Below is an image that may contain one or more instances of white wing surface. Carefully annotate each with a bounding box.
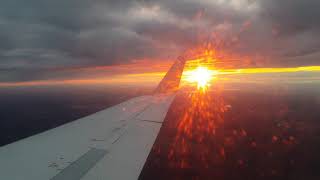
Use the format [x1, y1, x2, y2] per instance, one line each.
[0, 57, 186, 180]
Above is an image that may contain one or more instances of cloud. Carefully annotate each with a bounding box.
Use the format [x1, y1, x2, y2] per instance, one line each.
[259, 0, 320, 35]
[0, 0, 319, 82]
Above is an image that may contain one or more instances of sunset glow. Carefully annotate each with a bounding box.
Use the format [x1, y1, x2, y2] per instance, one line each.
[180, 65, 320, 87]
[1, 64, 320, 87]
[217, 66, 320, 75]
[183, 66, 217, 90]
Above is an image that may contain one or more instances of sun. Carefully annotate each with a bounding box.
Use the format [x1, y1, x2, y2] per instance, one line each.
[184, 66, 216, 90]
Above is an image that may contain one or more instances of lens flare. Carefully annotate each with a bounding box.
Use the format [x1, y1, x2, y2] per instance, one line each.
[184, 66, 217, 90]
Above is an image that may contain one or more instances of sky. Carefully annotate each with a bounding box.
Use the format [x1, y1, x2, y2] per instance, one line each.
[0, 0, 320, 85]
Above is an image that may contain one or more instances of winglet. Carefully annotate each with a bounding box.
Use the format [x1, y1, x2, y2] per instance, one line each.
[154, 56, 186, 94]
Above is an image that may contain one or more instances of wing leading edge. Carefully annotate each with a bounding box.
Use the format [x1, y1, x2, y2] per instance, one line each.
[0, 57, 186, 180]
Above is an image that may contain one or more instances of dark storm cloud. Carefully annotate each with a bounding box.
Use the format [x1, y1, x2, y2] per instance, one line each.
[0, 0, 320, 82]
[259, 0, 320, 35]
[0, 0, 135, 68]
[256, 0, 320, 64]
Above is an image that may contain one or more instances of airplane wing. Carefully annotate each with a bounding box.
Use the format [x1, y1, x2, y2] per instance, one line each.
[0, 57, 186, 180]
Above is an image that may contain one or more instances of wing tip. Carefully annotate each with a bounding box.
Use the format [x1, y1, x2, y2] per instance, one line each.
[153, 56, 186, 94]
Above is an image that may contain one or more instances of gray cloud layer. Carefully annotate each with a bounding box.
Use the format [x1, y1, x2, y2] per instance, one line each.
[0, 0, 320, 82]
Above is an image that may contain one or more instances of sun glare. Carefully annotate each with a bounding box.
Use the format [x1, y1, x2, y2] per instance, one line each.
[184, 66, 216, 90]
